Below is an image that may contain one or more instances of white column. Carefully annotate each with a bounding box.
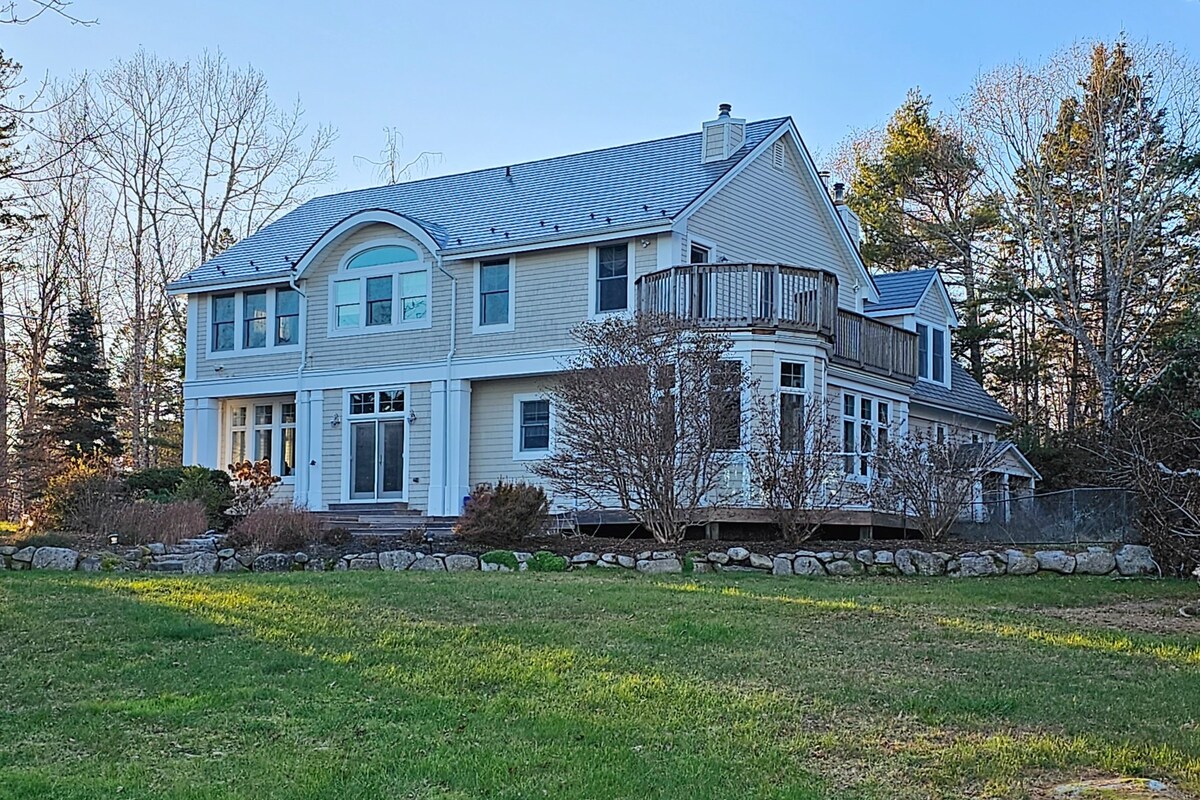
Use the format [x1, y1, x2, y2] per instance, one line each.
[447, 379, 472, 515]
[428, 380, 448, 515]
[305, 392, 325, 510]
[294, 390, 312, 508]
[184, 397, 220, 468]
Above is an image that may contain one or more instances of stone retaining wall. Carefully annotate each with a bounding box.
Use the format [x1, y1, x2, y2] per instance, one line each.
[0, 539, 1161, 578]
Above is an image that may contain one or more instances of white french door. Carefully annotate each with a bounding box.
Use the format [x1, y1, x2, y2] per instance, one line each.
[350, 419, 406, 500]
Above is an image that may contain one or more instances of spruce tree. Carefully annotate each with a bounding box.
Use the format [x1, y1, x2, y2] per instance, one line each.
[40, 306, 123, 459]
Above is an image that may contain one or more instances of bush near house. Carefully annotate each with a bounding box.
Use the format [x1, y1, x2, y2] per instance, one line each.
[454, 480, 550, 547]
[228, 506, 323, 553]
[108, 500, 209, 546]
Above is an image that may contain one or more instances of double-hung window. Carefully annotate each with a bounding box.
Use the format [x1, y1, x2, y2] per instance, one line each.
[212, 295, 235, 352]
[932, 327, 946, 383]
[243, 291, 267, 349]
[210, 287, 300, 356]
[514, 395, 551, 458]
[917, 323, 929, 380]
[779, 361, 806, 452]
[478, 259, 511, 328]
[275, 289, 299, 346]
[332, 243, 430, 333]
[596, 243, 629, 313]
[711, 361, 743, 450]
[916, 322, 949, 384]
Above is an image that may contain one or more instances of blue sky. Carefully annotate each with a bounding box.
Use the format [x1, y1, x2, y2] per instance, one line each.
[8, 0, 1200, 193]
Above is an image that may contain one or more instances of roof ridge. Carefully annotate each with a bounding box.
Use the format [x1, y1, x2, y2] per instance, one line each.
[308, 117, 792, 206]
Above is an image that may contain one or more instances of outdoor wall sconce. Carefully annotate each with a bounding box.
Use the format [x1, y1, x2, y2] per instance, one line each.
[108, 533, 119, 547]
[330, 413, 341, 428]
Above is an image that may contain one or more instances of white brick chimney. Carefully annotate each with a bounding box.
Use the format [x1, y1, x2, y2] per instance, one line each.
[701, 103, 746, 163]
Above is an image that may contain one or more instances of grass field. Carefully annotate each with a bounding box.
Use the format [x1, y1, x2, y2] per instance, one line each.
[0, 571, 1197, 799]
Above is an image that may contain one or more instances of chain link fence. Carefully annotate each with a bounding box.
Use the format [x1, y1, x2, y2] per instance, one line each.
[955, 487, 1138, 545]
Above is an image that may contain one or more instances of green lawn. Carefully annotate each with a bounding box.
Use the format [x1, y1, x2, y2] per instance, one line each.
[0, 571, 1197, 799]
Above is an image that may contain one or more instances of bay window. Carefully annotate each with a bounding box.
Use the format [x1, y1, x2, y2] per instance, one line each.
[243, 291, 267, 349]
[212, 295, 235, 352]
[842, 391, 892, 477]
[779, 361, 807, 452]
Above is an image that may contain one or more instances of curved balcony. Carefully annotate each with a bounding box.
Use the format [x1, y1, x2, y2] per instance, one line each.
[635, 262, 918, 382]
[635, 263, 839, 336]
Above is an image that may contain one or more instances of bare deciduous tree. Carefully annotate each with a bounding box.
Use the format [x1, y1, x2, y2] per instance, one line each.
[532, 315, 747, 545]
[871, 426, 1002, 541]
[966, 40, 1200, 427]
[746, 393, 852, 544]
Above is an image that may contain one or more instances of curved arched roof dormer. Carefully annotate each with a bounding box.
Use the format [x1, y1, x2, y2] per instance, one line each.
[292, 209, 447, 280]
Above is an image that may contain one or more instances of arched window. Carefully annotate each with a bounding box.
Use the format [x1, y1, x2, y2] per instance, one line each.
[346, 245, 419, 270]
[331, 240, 430, 333]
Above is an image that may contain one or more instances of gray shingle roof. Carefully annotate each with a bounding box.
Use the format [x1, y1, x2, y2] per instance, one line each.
[865, 269, 938, 313]
[910, 362, 1013, 424]
[170, 118, 790, 291]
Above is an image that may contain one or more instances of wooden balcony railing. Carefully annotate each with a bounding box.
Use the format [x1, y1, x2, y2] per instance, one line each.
[831, 309, 919, 381]
[634, 262, 918, 383]
[635, 263, 838, 337]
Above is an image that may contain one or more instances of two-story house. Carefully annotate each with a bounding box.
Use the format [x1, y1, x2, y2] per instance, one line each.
[169, 105, 1038, 530]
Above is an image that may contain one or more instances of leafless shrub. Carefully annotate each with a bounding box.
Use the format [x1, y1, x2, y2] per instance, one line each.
[454, 480, 550, 547]
[110, 500, 207, 546]
[871, 426, 1003, 541]
[747, 394, 853, 544]
[228, 505, 322, 553]
[532, 315, 748, 545]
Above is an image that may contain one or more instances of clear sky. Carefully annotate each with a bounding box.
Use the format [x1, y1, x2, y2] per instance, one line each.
[7, 0, 1199, 193]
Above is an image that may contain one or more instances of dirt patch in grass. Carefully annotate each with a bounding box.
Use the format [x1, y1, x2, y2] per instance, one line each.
[1040, 600, 1200, 635]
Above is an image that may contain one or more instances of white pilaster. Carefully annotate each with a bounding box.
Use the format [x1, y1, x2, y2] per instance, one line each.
[447, 379, 472, 514]
[184, 397, 220, 468]
[305, 391, 325, 510]
[428, 380, 448, 515]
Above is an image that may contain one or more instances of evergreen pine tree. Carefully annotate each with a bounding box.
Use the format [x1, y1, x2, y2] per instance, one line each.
[39, 306, 123, 459]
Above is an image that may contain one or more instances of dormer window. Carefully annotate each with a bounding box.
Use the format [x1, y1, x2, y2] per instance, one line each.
[916, 322, 950, 386]
[331, 241, 431, 335]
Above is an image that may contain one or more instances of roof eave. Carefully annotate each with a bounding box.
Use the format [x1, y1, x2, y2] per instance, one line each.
[908, 395, 1014, 426]
[167, 270, 294, 296]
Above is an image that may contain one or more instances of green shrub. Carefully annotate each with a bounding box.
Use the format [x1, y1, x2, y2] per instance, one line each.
[125, 467, 187, 499]
[528, 550, 567, 573]
[172, 467, 234, 529]
[454, 480, 550, 547]
[480, 550, 519, 571]
[32, 460, 128, 534]
[228, 506, 322, 552]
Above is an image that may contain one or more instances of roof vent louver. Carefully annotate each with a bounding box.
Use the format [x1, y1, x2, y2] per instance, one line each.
[701, 103, 746, 164]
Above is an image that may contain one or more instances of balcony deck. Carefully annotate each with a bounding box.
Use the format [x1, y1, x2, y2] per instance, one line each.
[635, 262, 918, 382]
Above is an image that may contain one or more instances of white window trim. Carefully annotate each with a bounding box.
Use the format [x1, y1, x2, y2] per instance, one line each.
[206, 286, 303, 360]
[587, 241, 637, 320]
[839, 389, 893, 482]
[223, 396, 298, 483]
[473, 257, 515, 334]
[340, 385, 412, 503]
[327, 238, 433, 337]
[775, 357, 811, 452]
[914, 318, 950, 387]
[688, 234, 718, 263]
[513, 392, 554, 461]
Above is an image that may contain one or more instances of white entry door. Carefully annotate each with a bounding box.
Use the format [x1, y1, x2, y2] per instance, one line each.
[350, 419, 405, 500]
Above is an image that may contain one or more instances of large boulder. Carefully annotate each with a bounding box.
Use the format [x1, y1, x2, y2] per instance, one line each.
[1075, 548, 1116, 575]
[252, 553, 294, 572]
[348, 554, 380, 570]
[409, 555, 445, 571]
[378, 550, 416, 571]
[957, 554, 1001, 578]
[824, 559, 858, 577]
[1035, 550, 1075, 575]
[32, 547, 79, 571]
[772, 556, 793, 576]
[726, 547, 750, 562]
[182, 553, 219, 574]
[792, 556, 825, 576]
[636, 558, 682, 574]
[748, 553, 773, 570]
[219, 557, 247, 573]
[12, 546, 35, 567]
[1114, 544, 1157, 577]
[1005, 549, 1040, 576]
[444, 554, 479, 572]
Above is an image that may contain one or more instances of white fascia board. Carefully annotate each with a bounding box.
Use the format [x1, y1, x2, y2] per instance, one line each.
[907, 396, 1012, 427]
[440, 220, 673, 261]
[167, 272, 294, 297]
